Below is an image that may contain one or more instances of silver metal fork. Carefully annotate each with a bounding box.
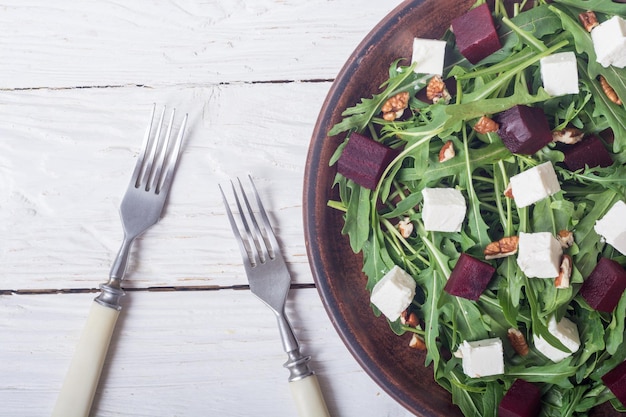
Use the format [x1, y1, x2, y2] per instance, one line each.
[220, 176, 331, 417]
[52, 106, 188, 417]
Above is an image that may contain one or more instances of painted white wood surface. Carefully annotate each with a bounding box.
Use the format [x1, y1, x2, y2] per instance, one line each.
[1, 83, 325, 290]
[2, 290, 415, 417]
[0, 0, 418, 416]
[0, 0, 401, 88]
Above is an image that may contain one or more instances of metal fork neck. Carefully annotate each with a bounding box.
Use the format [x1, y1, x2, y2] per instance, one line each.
[276, 314, 314, 381]
[109, 235, 135, 282]
[94, 235, 134, 310]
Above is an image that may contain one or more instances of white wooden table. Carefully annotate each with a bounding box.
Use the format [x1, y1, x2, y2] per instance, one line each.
[0, 1, 418, 416]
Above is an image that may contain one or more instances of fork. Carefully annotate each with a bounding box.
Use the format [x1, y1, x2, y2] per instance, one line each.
[52, 106, 188, 417]
[220, 176, 331, 417]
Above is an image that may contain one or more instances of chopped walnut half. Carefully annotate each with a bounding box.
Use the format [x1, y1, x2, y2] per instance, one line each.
[381, 91, 409, 121]
[555, 255, 573, 289]
[484, 236, 519, 260]
[408, 333, 427, 350]
[557, 230, 574, 248]
[400, 309, 419, 327]
[579, 10, 599, 32]
[397, 217, 414, 239]
[426, 75, 451, 104]
[552, 127, 584, 145]
[504, 183, 514, 199]
[599, 75, 622, 105]
[438, 140, 455, 162]
[507, 328, 529, 356]
[473, 115, 499, 134]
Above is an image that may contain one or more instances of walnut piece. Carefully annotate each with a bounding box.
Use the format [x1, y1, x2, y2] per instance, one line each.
[507, 328, 529, 356]
[400, 309, 419, 327]
[438, 140, 455, 162]
[408, 333, 427, 350]
[381, 91, 409, 121]
[552, 127, 584, 145]
[484, 236, 519, 260]
[426, 75, 451, 104]
[397, 217, 414, 239]
[599, 75, 622, 105]
[504, 183, 514, 199]
[555, 255, 573, 289]
[473, 115, 499, 134]
[579, 10, 599, 32]
[557, 230, 574, 248]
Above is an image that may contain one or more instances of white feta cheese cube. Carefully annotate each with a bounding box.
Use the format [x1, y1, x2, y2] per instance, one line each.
[592, 16, 626, 68]
[540, 52, 579, 96]
[595, 200, 626, 256]
[509, 162, 561, 208]
[370, 265, 416, 322]
[412, 37, 447, 76]
[533, 316, 581, 362]
[517, 232, 563, 278]
[455, 338, 504, 378]
[421, 187, 466, 232]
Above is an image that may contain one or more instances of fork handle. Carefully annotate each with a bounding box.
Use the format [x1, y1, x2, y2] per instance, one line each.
[289, 374, 331, 417]
[51, 301, 120, 417]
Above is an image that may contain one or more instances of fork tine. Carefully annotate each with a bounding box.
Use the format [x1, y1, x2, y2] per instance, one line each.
[220, 183, 257, 266]
[239, 177, 275, 260]
[246, 176, 278, 255]
[236, 178, 271, 264]
[149, 110, 174, 193]
[130, 105, 157, 188]
[138, 106, 166, 190]
[158, 112, 187, 195]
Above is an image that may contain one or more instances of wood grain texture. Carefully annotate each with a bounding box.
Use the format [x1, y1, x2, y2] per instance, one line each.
[0, 0, 402, 89]
[0, 0, 416, 416]
[1, 83, 325, 290]
[0, 290, 415, 417]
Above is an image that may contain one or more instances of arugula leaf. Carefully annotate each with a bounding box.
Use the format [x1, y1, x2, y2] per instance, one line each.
[328, 63, 431, 136]
[460, 128, 491, 248]
[341, 180, 371, 253]
[552, 0, 626, 16]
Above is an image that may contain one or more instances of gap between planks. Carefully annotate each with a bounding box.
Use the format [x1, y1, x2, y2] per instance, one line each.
[0, 78, 335, 93]
[0, 283, 316, 296]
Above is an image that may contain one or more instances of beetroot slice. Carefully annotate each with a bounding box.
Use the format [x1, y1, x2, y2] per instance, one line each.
[497, 105, 553, 155]
[444, 253, 495, 300]
[498, 379, 542, 417]
[563, 135, 614, 171]
[336, 132, 398, 190]
[602, 360, 626, 407]
[579, 258, 626, 313]
[451, 3, 502, 64]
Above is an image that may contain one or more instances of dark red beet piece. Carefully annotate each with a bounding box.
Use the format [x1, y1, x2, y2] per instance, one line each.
[580, 258, 626, 312]
[336, 132, 398, 190]
[602, 361, 626, 407]
[497, 105, 553, 155]
[451, 4, 502, 64]
[498, 379, 542, 417]
[444, 253, 495, 301]
[563, 135, 614, 171]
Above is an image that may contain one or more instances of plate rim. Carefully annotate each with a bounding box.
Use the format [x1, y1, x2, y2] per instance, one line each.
[302, 0, 466, 415]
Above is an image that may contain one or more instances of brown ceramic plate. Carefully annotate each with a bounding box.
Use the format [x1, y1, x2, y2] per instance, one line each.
[303, 0, 618, 416]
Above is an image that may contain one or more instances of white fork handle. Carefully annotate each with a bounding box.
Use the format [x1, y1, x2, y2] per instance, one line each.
[289, 374, 331, 417]
[52, 301, 120, 417]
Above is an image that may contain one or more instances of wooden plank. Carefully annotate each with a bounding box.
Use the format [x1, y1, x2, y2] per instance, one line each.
[0, 0, 404, 89]
[0, 290, 416, 417]
[0, 82, 338, 290]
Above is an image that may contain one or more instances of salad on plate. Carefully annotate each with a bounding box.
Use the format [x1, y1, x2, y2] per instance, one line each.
[328, 0, 626, 415]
